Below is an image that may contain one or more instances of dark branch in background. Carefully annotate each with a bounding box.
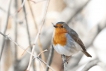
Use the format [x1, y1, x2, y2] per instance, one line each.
[0, 32, 55, 71]
[69, 20, 106, 71]
[67, 0, 90, 23]
[28, 0, 46, 63]
[22, 0, 36, 71]
[27, 1, 38, 31]
[59, 0, 90, 23]
[46, 45, 54, 71]
[0, 6, 18, 19]
[14, 0, 18, 62]
[0, 0, 12, 62]
[27, 0, 50, 70]
[23, 0, 32, 50]
[82, 59, 99, 71]
[28, 1, 47, 66]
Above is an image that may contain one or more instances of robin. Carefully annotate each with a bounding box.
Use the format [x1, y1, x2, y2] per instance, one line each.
[52, 22, 92, 57]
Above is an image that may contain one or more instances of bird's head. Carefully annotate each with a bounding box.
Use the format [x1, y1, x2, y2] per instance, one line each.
[53, 22, 69, 34]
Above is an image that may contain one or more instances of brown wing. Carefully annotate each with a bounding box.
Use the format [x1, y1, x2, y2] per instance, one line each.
[68, 29, 86, 51]
[67, 28, 92, 57]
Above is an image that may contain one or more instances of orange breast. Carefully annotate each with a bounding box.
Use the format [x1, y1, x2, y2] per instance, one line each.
[53, 28, 67, 46]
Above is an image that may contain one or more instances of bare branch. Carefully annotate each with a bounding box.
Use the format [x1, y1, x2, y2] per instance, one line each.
[38, 49, 48, 57]
[0, 32, 55, 71]
[14, 0, 18, 61]
[27, 0, 50, 70]
[23, 0, 32, 50]
[82, 59, 99, 71]
[17, 0, 26, 12]
[37, 57, 56, 71]
[27, 1, 46, 62]
[67, 0, 90, 23]
[46, 45, 54, 71]
[22, 2, 35, 70]
[0, 0, 12, 62]
[28, 0, 47, 4]
[27, 0, 38, 31]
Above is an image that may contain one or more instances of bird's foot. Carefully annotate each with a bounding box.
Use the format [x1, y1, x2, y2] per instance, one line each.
[61, 55, 68, 64]
[63, 60, 68, 64]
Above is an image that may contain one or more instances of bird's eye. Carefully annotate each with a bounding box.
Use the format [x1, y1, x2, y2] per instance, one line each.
[60, 26, 63, 28]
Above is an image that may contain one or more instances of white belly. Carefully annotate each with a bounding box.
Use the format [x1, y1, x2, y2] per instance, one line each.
[53, 34, 82, 56]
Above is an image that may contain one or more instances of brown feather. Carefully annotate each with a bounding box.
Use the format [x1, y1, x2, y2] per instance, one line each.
[68, 29, 92, 57]
[82, 51, 92, 57]
[68, 29, 86, 51]
[53, 24, 67, 46]
[53, 33, 67, 46]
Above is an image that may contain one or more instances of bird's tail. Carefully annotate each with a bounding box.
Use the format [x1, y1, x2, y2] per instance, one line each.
[82, 51, 92, 57]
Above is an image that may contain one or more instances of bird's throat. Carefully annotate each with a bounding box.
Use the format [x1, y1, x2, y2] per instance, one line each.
[53, 32, 67, 46]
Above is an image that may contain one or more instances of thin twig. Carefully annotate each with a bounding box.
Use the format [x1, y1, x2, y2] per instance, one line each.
[23, 0, 32, 49]
[27, 0, 38, 31]
[29, 1, 47, 62]
[14, 0, 18, 61]
[28, 0, 47, 4]
[33, 49, 46, 71]
[46, 45, 54, 71]
[0, 32, 55, 71]
[0, 0, 12, 62]
[17, 0, 26, 12]
[39, 58, 45, 71]
[82, 59, 99, 71]
[27, 2, 44, 63]
[32, 49, 48, 60]
[23, 2, 35, 70]
[37, 57, 56, 71]
[0, 32, 31, 54]
[17, 0, 47, 13]
[21, 44, 33, 56]
[62, 55, 67, 71]
[38, 49, 48, 57]
[38, 38, 46, 62]
[26, 0, 50, 70]
[28, 0, 46, 62]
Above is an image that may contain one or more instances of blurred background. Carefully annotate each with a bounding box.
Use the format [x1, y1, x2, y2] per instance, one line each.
[0, 0, 106, 71]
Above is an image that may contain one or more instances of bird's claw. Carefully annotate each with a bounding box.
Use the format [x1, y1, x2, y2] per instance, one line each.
[63, 60, 68, 64]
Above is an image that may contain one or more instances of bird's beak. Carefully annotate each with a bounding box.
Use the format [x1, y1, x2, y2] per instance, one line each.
[53, 25, 56, 28]
[52, 23, 56, 28]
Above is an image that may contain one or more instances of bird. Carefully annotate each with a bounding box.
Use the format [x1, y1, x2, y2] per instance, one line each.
[52, 22, 92, 57]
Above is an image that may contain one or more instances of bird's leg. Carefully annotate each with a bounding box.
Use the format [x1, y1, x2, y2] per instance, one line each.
[61, 55, 72, 64]
[66, 56, 71, 63]
[61, 55, 67, 71]
[61, 55, 68, 64]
